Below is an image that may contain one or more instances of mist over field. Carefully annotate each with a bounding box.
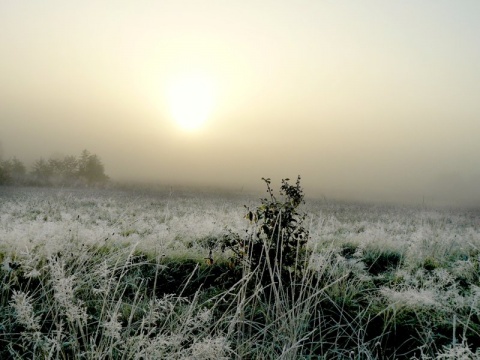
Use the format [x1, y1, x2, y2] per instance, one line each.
[1, 1, 480, 205]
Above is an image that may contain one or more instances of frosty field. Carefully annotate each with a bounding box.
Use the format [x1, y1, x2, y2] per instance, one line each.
[1, 185, 480, 359]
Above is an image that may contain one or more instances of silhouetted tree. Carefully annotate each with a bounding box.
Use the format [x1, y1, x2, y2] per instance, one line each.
[0, 158, 26, 185]
[32, 155, 80, 185]
[31, 158, 53, 185]
[1, 150, 108, 187]
[47, 157, 63, 185]
[0, 163, 10, 185]
[6, 158, 26, 184]
[61, 155, 79, 182]
[77, 150, 108, 185]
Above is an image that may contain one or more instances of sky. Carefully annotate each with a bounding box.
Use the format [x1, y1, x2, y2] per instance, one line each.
[1, 1, 480, 205]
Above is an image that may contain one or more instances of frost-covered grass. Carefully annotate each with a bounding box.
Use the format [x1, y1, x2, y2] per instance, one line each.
[1, 185, 480, 359]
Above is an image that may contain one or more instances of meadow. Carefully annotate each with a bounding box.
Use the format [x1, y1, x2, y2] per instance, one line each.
[1, 184, 480, 359]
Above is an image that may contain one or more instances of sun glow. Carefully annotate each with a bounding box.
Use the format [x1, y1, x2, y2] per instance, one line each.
[166, 73, 216, 131]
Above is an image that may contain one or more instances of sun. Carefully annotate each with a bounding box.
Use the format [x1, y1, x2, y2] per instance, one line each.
[166, 73, 216, 131]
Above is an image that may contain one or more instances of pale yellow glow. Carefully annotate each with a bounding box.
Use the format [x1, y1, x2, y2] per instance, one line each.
[166, 73, 216, 131]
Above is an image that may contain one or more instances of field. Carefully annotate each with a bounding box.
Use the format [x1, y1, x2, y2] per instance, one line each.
[1, 185, 480, 359]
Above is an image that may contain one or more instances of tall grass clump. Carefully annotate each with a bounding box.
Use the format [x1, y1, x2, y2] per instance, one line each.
[217, 176, 320, 357]
[0, 242, 233, 359]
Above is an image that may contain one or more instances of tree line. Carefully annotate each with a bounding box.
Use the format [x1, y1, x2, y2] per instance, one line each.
[0, 150, 108, 186]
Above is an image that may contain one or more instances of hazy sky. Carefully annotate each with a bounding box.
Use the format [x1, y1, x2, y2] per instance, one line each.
[1, 1, 480, 204]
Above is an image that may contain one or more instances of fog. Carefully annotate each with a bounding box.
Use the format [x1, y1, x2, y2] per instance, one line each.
[1, 1, 480, 205]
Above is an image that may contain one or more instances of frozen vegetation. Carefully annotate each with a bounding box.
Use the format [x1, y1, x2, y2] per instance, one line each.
[1, 185, 480, 359]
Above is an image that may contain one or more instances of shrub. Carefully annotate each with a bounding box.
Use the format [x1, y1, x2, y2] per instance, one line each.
[221, 176, 309, 284]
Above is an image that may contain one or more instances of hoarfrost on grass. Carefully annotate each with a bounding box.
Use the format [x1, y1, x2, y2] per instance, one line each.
[2, 186, 480, 359]
[380, 288, 438, 309]
[10, 290, 40, 331]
